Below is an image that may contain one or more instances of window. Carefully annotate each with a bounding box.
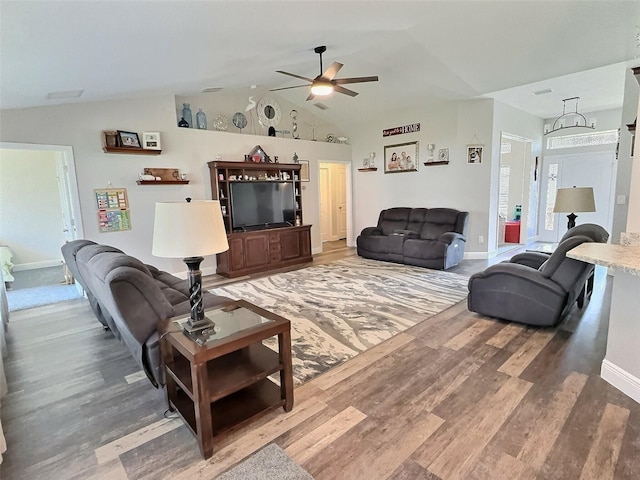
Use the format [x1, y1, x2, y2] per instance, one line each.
[544, 164, 558, 230]
[547, 130, 619, 150]
[498, 165, 510, 219]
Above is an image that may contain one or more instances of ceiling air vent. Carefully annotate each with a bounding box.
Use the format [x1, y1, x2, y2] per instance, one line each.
[533, 88, 553, 96]
[313, 103, 329, 110]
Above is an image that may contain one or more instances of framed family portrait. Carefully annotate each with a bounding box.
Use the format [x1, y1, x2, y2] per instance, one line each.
[467, 144, 483, 164]
[384, 141, 419, 173]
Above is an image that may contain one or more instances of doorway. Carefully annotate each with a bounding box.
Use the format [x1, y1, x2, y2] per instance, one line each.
[0, 142, 84, 300]
[496, 133, 533, 251]
[319, 162, 348, 246]
[538, 152, 616, 243]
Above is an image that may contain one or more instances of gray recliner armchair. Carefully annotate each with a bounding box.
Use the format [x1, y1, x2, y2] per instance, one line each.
[467, 224, 609, 327]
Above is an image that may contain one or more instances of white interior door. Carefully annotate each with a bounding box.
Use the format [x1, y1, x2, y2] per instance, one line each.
[335, 164, 347, 240]
[319, 166, 330, 242]
[538, 152, 616, 242]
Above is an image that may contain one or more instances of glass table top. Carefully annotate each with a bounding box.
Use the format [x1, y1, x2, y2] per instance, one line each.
[174, 305, 272, 346]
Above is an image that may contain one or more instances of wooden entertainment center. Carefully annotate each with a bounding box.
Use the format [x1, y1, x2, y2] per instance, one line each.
[208, 161, 312, 278]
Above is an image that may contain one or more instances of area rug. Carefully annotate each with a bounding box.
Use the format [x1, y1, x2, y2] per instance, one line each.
[211, 257, 469, 385]
[217, 443, 314, 480]
[6, 284, 81, 311]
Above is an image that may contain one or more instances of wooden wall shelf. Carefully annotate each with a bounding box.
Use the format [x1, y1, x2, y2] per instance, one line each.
[103, 146, 162, 155]
[423, 161, 450, 166]
[136, 180, 189, 185]
[357, 167, 378, 172]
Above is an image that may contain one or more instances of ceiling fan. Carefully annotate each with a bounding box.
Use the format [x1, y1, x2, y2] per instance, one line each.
[271, 46, 379, 101]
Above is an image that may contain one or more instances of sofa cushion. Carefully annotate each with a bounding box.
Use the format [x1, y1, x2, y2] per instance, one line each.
[378, 207, 411, 235]
[419, 208, 460, 240]
[406, 208, 428, 233]
[404, 239, 446, 259]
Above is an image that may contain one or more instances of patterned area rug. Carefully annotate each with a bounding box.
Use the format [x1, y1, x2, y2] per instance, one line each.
[211, 257, 469, 385]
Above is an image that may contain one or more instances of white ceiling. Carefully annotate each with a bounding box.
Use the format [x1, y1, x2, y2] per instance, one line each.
[1, 1, 639, 130]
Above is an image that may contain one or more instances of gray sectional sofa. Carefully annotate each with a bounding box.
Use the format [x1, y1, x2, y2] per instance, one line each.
[61, 240, 232, 387]
[356, 207, 469, 270]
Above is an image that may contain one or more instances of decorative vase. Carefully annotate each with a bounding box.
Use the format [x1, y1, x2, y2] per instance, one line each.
[178, 117, 189, 128]
[181, 103, 193, 128]
[196, 108, 207, 130]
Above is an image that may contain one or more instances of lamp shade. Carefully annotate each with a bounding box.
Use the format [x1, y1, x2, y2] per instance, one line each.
[152, 200, 229, 258]
[553, 187, 595, 213]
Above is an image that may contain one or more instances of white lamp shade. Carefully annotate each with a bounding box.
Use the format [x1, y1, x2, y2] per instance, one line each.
[152, 200, 229, 258]
[553, 187, 595, 213]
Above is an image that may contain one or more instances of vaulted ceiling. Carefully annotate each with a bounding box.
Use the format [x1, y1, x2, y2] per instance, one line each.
[1, 1, 638, 130]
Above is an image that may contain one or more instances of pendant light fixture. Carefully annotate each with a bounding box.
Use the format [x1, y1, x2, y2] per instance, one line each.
[544, 97, 596, 135]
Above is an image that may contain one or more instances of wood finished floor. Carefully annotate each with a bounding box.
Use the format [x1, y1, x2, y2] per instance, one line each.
[1, 246, 639, 479]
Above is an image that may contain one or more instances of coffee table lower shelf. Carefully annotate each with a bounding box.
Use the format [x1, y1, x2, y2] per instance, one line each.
[171, 378, 285, 439]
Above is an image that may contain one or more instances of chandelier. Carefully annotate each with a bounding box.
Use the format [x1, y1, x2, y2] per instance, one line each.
[545, 97, 596, 135]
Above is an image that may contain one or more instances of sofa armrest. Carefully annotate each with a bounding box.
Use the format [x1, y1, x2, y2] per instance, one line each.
[360, 226, 383, 236]
[509, 252, 550, 269]
[438, 232, 466, 245]
[469, 263, 566, 296]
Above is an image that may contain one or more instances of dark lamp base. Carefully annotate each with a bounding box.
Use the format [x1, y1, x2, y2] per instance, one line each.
[566, 213, 577, 230]
[183, 315, 215, 333]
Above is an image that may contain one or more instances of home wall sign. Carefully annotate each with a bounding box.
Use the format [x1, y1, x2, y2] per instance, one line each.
[382, 123, 420, 137]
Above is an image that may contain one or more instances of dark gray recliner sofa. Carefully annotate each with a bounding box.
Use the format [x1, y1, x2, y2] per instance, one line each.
[62, 240, 232, 387]
[467, 223, 609, 327]
[356, 207, 469, 270]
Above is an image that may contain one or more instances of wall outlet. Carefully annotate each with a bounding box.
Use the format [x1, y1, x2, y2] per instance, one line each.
[478, 235, 484, 244]
[617, 195, 626, 205]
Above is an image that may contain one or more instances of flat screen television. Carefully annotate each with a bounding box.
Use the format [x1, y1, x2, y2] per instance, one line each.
[230, 181, 295, 230]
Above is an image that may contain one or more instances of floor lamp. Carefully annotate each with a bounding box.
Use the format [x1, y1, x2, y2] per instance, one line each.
[152, 199, 229, 332]
[553, 186, 596, 230]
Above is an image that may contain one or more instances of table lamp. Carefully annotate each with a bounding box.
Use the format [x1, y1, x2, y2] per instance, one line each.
[152, 198, 229, 332]
[553, 186, 595, 229]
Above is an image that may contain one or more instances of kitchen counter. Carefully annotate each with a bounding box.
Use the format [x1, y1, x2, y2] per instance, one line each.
[567, 243, 640, 404]
[567, 243, 640, 276]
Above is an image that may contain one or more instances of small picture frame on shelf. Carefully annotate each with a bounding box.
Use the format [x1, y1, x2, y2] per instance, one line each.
[103, 130, 119, 148]
[142, 132, 161, 150]
[117, 130, 141, 148]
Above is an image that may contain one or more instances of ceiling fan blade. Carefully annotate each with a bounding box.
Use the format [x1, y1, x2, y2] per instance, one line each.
[270, 84, 309, 92]
[334, 85, 359, 97]
[276, 70, 314, 83]
[322, 62, 343, 81]
[333, 76, 379, 85]
[306, 91, 316, 101]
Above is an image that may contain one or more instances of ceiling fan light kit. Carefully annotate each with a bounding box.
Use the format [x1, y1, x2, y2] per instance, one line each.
[271, 45, 378, 100]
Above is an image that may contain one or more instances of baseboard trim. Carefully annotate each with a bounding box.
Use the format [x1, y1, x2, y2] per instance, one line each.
[464, 252, 489, 260]
[601, 359, 640, 404]
[13, 259, 64, 271]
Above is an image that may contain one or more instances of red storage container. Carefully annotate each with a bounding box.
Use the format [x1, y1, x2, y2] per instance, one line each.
[505, 221, 521, 243]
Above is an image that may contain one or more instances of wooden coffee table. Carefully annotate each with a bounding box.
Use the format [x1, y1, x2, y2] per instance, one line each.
[159, 299, 294, 459]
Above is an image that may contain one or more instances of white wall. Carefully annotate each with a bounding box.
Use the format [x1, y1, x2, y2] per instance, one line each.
[0, 148, 65, 267]
[349, 98, 495, 256]
[0, 95, 351, 276]
[614, 70, 639, 240]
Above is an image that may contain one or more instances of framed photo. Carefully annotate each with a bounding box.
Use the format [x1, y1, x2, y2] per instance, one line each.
[299, 160, 310, 182]
[384, 141, 418, 173]
[117, 130, 141, 148]
[142, 131, 161, 150]
[246, 144, 271, 163]
[467, 145, 483, 164]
